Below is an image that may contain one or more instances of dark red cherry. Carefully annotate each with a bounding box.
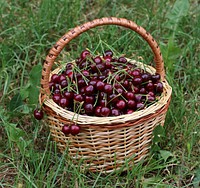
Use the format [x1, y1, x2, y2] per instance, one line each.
[147, 95, 156, 102]
[141, 73, 151, 82]
[85, 95, 95, 104]
[108, 93, 119, 103]
[52, 93, 62, 104]
[94, 56, 102, 64]
[95, 106, 102, 116]
[80, 50, 90, 60]
[51, 74, 59, 83]
[131, 70, 141, 77]
[70, 124, 80, 135]
[96, 63, 106, 72]
[118, 57, 127, 63]
[104, 50, 113, 57]
[65, 63, 73, 70]
[59, 74, 66, 83]
[151, 73, 161, 83]
[84, 103, 94, 114]
[139, 87, 147, 94]
[125, 92, 135, 100]
[60, 79, 68, 88]
[133, 77, 142, 86]
[155, 82, 163, 93]
[85, 85, 94, 95]
[63, 91, 74, 100]
[103, 56, 112, 62]
[34, 109, 44, 120]
[96, 81, 105, 91]
[111, 108, 120, 116]
[89, 79, 97, 87]
[82, 70, 90, 77]
[74, 94, 84, 102]
[116, 100, 126, 110]
[104, 84, 113, 94]
[146, 82, 154, 91]
[148, 91, 155, 97]
[136, 102, 145, 110]
[78, 79, 86, 88]
[127, 109, 134, 114]
[54, 88, 61, 94]
[127, 100, 136, 109]
[62, 124, 71, 135]
[135, 95, 142, 102]
[59, 97, 69, 108]
[101, 107, 111, 117]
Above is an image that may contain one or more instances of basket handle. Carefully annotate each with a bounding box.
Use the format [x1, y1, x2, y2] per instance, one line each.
[40, 17, 165, 98]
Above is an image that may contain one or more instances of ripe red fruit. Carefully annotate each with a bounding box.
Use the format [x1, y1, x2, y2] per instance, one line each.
[80, 50, 90, 60]
[85, 85, 95, 95]
[96, 81, 105, 91]
[155, 82, 163, 93]
[63, 91, 74, 100]
[104, 84, 113, 94]
[127, 100, 136, 109]
[146, 82, 154, 91]
[136, 102, 145, 110]
[101, 107, 111, 117]
[131, 70, 141, 77]
[95, 106, 102, 116]
[59, 97, 69, 108]
[118, 57, 127, 63]
[62, 124, 71, 135]
[116, 100, 126, 110]
[74, 94, 84, 102]
[34, 109, 44, 120]
[70, 124, 80, 135]
[104, 50, 113, 57]
[51, 74, 59, 83]
[52, 93, 62, 104]
[125, 92, 135, 100]
[84, 103, 94, 114]
[111, 108, 120, 116]
[94, 56, 102, 64]
[133, 77, 142, 86]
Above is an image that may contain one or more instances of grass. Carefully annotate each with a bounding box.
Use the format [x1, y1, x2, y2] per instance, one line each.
[0, 0, 199, 187]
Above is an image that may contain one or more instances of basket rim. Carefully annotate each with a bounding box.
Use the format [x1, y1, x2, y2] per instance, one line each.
[40, 59, 172, 125]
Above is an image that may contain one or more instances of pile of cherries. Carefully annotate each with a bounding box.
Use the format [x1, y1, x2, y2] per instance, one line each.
[34, 49, 163, 135]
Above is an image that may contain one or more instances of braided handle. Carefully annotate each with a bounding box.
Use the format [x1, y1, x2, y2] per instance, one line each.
[40, 17, 165, 97]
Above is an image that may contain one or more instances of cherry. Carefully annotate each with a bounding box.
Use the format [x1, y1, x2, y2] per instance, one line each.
[104, 84, 113, 94]
[147, 95, 155, 103]
[131, 70, 141, 77]
[60, 79, 68, 88]
[89, 79, 97, 87]
[104, 50, 113, 57]
[136, 102, 145, 110]
[34, 109, 44, 120]
[103, 56, 112, 62]
[66, 63, 73, 70]
[74, 94, 84, 102]
[127, 109, 134, 114]
[63, 91, 74, 100]
[52, 93, 62, 104]
[85, 95, 95, 104]
[85, 85, 94, 95]
[127, 100, 136, 109]
[155, 82, 163, 93]
[78, 79, 86, 88]
[101, 107, 111, 117]
[59, 74, 66, 83]
[82, 70, 90, 77]
[139, 87, 147, 94]
[148, 91, 155, 97]
[70, 124, 80, 135]
[111, 108, 120, 116]
[59, 97, 69, 108]
[108, 93, 119, 103]
[62, 124, 71, 135]
[95, 106, 102, 116]
[118, 57, 127, 63]
[54, 89, 61, 94]
[116, 100, 126, 110]
[51, 74, 59, 83]
[152, 73, 161, 83]
[96, 81, 105, 91]
[84, 103, 94, 114]
[125, 92, 135, 100]
[146, 82, 154, 91]
[80, 50, 90, 60]
[141, 73, 151, 82]
[49, 82, 54, 91]
[133, 77, 142, 86]
[94, 56, 102, 64]
[96, 63, 106, 72]
[135, 95, 142, 102]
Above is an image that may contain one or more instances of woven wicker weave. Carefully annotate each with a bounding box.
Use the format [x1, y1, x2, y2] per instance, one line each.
[39, 17, 172, 173]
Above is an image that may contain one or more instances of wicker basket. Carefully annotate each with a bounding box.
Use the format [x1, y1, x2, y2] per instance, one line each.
[40, 17, 172, 173]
